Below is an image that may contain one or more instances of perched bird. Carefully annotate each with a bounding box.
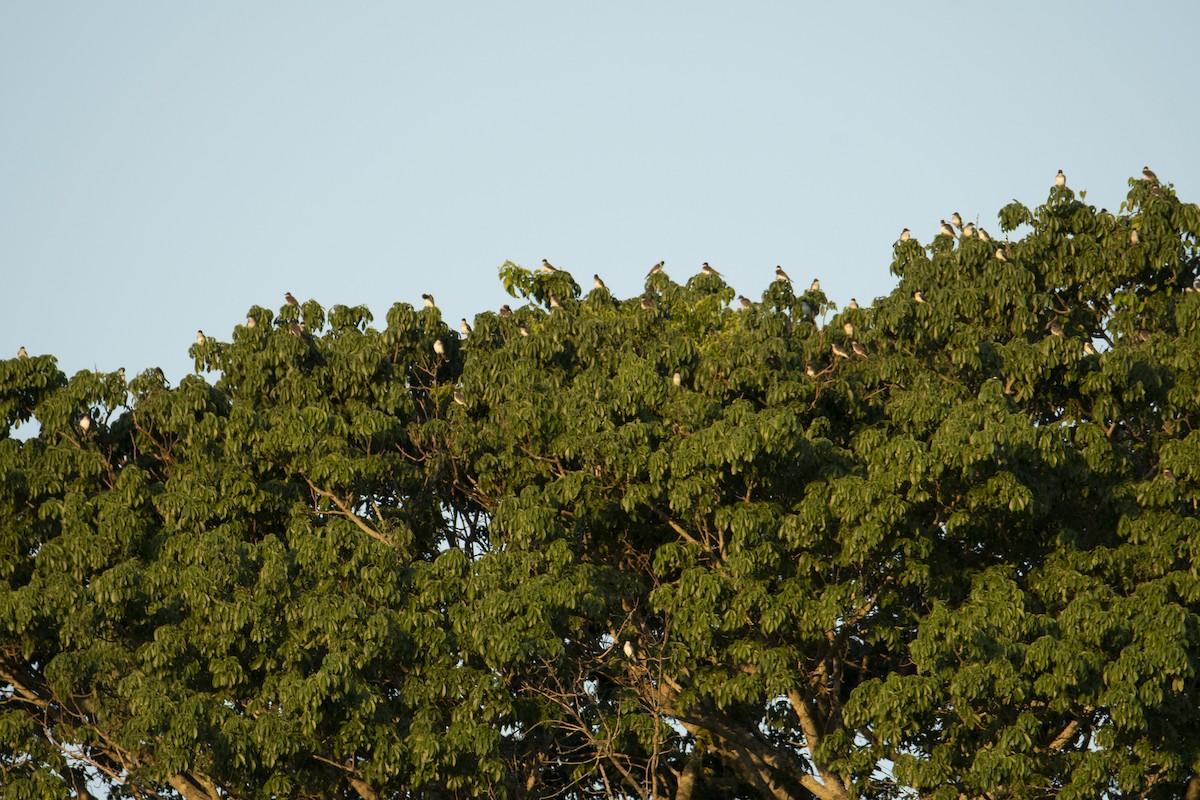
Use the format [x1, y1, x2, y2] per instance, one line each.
[422, 293, 436, 308]
[738, 295, 753, 310]
[79, 415, 91, 433]
[809, 278, 821, 293]
[1055, 169, 1066, 187]
[549, 294, 563, 309]
[831, 343, 850, 359]
[246, 316, 256, 329]
[1143, 165, 1159, 184]
[805, 364, 817, 378]
[460, 318, 472, 336]
[701, 262, 721, 277]
[1192, 277, 1200, 292]
[848, 298, 859, 310]
[500, 304, 513, 317]
[851, 341, 869, 359]
[285, 292, 300, 308]
[913, 290, 926, 304]
[453, 388, 467, 406]
[117, 367, 125, 379]
[951, 211, 964, 230]
[594, 274, 607, 290]
[961, 222, 976, 238]
[541, 259, 557, 273]
[433, 339, 445, 356]
[1130, 229, 1140, 245]
[939, 220, 956, 238]
[640, 296, 655, 310]
[518, 323, 531, 337]
[1163, 468, 1177, 482]
[1083, 341, 1098, 356]
[647, 261, 665, 276]
[289, 320, 304, 337]
[843, 322, 855, 337]
[775, 265, 792, 283]
[995, 247, 1008, 262]
[1136, 330, 1152, 343]
[623, 640, 635, 659]
[672, 372, 682, 387]
[899, 228, 911, 242]
[978, 227, 992, 243]
[17, 346, 28, 358]
[196, 330, 206, 346]
[1049, 321, 1065, 338]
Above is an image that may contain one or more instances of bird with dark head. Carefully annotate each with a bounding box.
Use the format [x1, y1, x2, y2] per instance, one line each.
[499, 304, 513, 317]
[1055, 169, 1066, 187]
[899, 228, 911, 242]
[737, 295, 753, 310]
[1142, 166, 1159, 184]
[460, 318, 472, 336]
[289, 320, 304, 337]
[594, 274, 606, 290]
[775, 265, 791, 283]
[647, 261, 665, 277]
[951, 211, 963, 230]
[422, 293, 436, 308]
[809, 278, 821, 293]
[541, 259, 557, 273]
[17, 346, 28, 358]
[640, 296, 655, 310]
[285, 292, 300, 308]
[196, 330, 206, 346]
[701, 262, 721, 277]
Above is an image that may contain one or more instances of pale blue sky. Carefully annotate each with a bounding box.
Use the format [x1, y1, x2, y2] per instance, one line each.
[3, 3, 1197, 382]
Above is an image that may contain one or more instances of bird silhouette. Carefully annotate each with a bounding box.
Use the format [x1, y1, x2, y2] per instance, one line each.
[848, 298, 859, 310]
[939, 220, 956, 238]
[995, 247, 1008, 262]
[978, 228, 991, 243]
[518, 323, 531, 336]
[640, 296, 655, 310]
[549, 294, 563, 309]
[289, 321, 304, 337]
[961, 222, 976, 238]
[1049, 321, 1065, 338]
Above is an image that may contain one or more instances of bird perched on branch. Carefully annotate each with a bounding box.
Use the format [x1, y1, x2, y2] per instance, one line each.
[775, 265, 791, 283]
[913, 291, 926, 304]
[647, 261, 664, 276]
[460, 319, 472, 336]
[1142, 166, 1159, 184]
[701, 262, 721, 277]
[640, 296, 655, 310]
[951, 211, 963, 230]
[433, 339, 445, 356]
[17, 346, 28, 358]
[285, 292, 300, 308]
[1055, 170, 1066, 187]
[453, 388, 467, 406]
[196, 330, 206, 346]
[899, 228, 911, 242]
[831, 343, 850, 359]
[500, 304, 513, 317]
[289, 321, 304, 337]
[939, 220, 956, 238]
[737, 295, 753, 310]
[422, 293, 436, 308]
[851, 341, 869, 359]
[541, 259, 557, 273]
[809, 278, 821, 293]
[594, 274, 606, 290]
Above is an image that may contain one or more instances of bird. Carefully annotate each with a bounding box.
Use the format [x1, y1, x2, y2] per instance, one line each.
[851, 341, 869, 359]
[623, 640, 635, 659]
[961, 222, 976, 238]
[831, 343, 850, 359]
[995, 247, 1008, 262]
[433, 339, 445, 356]
[848, 298, 859, 310]
[246, 316, 256, 329]
[17, 346, 27, 358]
[289, 320, 304, 337]
[1192, 277, 1200, 292]
[1049, 321, 1065, 338]
[899, 228, 911, 242]
[117, 367, 125, 379]
[541, 259, 557, 273]
[640, 296, 655, 310]
[79, 415, 91, 433]
[843, 322, 855, 337]
[1083, 341, 1098, 356]
[1130, 229, 1140, 245]
[500, 304, 513, 317]
[460, 318, 472, 336]
[672, 372, 682, 387]
[285, 292, 300, 308]
[951, 211, 964, 230]
[647, 261, 665, 276]
[518, 323, 531, 337]
[196, 330, 206, 346]
[701, 262, 721, 277]
[549, 294, 563, 309]
[738, 295, 753, 310]
[809, 278, 821, 293]
[775, 265, 792, 283]
[1055, 170, 1066, 187]
[453, 388, 467, 406]
[1163, 468, 1177, 482]
[913, 290, 926, 304]
[594, 274, 607, 290]
[805, 364, 817, 378]
[939, 220, 956, 238]
[1136, 330, 1152, 343]
[978, 228, 992, 243]
[1143, 166, 1159, 184]
[422, 293, 436, 308]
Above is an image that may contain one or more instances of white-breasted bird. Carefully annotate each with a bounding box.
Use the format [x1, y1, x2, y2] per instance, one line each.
[1130, 229, 1140, 245]
[1143, 166, 1159, 184]
[549, 294, 563, 309]
[640, 296, 655, 310]
[961, 222, 976, 238]
[541, 259, 557, 273]
[978, 228, 991, 243]
[285, 292, 300, 308]
[422, 293, 436, 308]
[775, 265, 792, 283]
[246, 316, 256, 329]
[809, 278, 821, 293]
[939, 220, 956, 238]
[79, 415, 91, 433]
[701, 262, 721, 277]
[899, 228, 911, 242]
[453, 388, 467, 406]
[594, 274, 606, 290]
[843, 322, 855, 337]
[995, 247, 1008, 262]
[17, 346, 28, 358]
[951, 211, 964, 230]
[518, 323, 531, 337]
[500, 304, 513, 317]
[647, 261, 665, 276]
[460, 318, 472, 336]
[289, 320, 304, 337]
[433, 339, 445, 356]
[623, 640, 635, 659]
[672, 372, 682, 387]
[1083, 341, 1098, 356]
[851, 341, 869, 359]
[848, 298, 859, 310]
[196, 330, 206, 346]
[738, 295, 753, 310]
[1049, 321, 1065, 338]
[831, 343, 850, 359]
[1055, 170, 1066, 187]
[805, 364, 817, 378]
[914, 290, 926, 304]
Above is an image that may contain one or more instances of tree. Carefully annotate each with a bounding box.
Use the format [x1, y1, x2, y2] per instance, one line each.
[2, 173, 1199, 799]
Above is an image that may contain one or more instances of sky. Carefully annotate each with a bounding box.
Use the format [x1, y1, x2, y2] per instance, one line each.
[3, 2, 1199, 384]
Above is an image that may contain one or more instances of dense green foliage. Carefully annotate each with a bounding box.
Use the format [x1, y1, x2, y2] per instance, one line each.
[2, 174, 1200, 799]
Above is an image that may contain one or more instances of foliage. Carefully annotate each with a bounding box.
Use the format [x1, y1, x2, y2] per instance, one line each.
[2, 174, 1199, 799]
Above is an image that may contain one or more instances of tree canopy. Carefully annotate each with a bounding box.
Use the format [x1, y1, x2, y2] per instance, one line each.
[2, 173, 1200, 800]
